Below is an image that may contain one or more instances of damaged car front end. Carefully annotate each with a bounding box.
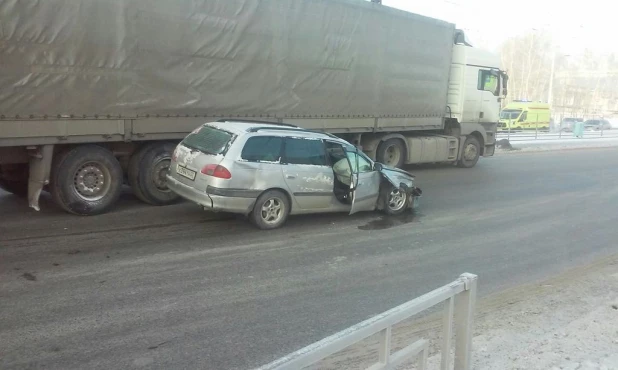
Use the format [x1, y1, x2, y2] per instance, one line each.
[375, 162, 422, 211]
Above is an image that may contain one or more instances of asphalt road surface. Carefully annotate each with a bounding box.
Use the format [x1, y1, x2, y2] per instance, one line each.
[2, 148, 618, 370]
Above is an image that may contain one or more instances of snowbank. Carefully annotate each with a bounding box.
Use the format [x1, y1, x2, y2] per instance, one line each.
[496, 136, 618, 154]
[312, 255, 618, 370]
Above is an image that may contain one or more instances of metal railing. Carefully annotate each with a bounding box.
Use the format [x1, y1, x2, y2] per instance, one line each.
[257, 273, 478, 370]
[498, 118, 614, 141]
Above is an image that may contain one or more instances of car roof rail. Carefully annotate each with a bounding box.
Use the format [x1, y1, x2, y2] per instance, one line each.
[246, 126, 339, 139]
[217, 118, 298, 128]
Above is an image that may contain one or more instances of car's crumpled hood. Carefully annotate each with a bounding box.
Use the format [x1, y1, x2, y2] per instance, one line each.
[378, 164, 416, 190]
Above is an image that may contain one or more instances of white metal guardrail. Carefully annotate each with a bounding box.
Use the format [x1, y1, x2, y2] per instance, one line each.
[497, 118, 616, 141]
[497, 129, 618, 141]
[257, 273, 478, 370]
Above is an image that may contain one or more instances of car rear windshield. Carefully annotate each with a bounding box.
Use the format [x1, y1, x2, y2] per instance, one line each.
[181, 126, 234, 155]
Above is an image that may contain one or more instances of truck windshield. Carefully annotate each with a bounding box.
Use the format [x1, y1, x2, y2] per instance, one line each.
[181, 126, 234, 155]
[500, 109, 522, 120]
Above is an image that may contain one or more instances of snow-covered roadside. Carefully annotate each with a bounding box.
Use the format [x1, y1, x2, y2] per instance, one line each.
[496, 136, 618, 154]
[422, 257, 618, 370]
[309, 254, 618, 370]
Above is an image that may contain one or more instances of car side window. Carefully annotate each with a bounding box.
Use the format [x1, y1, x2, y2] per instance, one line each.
[346, 152, 373, 173]
[283, 138, 327, 166]
[241, 136, 283, 162]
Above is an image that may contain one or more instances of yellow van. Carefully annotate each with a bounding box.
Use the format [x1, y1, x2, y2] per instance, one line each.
[499, 101, 551, 130]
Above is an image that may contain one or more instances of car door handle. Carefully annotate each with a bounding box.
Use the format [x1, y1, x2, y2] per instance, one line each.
[286, 175, 296, 179]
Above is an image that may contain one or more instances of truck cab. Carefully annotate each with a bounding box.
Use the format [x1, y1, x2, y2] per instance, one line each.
[446, 34, 508, 159]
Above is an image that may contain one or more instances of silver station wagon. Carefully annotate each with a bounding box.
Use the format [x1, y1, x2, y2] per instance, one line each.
[166, 120, 422, 229]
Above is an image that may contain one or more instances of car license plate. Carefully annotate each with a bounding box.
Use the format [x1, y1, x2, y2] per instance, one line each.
[176, 164, 196, 180]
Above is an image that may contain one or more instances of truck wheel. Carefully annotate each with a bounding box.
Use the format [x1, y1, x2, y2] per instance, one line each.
[380, 184, 409, 216]
[50, 145, 123, 215]
[0, 164, 28, 197]
[457, 136, 480, 168]
[128, 142, 180, 206]
[376, 138, 405, 168]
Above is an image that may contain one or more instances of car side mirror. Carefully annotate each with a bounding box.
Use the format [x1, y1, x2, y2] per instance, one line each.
[373, 163, 383, 171]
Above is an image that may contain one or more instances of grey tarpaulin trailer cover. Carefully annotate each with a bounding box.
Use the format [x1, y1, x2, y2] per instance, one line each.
[0, 0, 454, 125]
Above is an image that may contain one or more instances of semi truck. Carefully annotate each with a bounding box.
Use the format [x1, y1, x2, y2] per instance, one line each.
[0, 0, 508, 216]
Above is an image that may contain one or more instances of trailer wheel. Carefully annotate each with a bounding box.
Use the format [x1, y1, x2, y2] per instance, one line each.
[0, 164, 28, 197]
[128, 142, 180, 206]
[50, 145, 123, 215]
[457, 136, 481, 168]
[376, 138, 405, 168]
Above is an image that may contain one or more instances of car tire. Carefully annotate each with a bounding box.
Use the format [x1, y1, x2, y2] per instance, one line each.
[380, 184, 409, 216]
[250, 190, 290, 230]
[376, 138, 406, 168]
[50, 145, 123, 215]
[128, 142, 180, 206]
[457, 136, 481, 168]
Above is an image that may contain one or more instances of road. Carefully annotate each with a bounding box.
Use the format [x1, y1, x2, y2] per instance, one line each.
[2, 148, 618, 370]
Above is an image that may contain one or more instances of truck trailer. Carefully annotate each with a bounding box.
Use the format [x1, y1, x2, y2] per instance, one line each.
[0, 0, 508, 215]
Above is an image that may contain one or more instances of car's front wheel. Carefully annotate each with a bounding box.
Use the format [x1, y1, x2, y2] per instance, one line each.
[250, 190, 290, 230]
[381, 185, 409, 216]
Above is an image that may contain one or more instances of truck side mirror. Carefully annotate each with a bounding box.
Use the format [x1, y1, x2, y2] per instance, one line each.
[501, 71, 509, 97]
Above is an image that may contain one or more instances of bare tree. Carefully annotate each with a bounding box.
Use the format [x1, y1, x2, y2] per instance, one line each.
[499, 31, 553, 104]
[501, 34, 618, 120]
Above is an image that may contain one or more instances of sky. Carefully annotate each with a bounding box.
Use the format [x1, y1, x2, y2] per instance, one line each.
[383, 0, 611, 56]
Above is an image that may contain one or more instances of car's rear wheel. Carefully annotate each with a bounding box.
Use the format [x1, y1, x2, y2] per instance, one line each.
[381, 185, 409, 216]
[250, 190, 290, 230]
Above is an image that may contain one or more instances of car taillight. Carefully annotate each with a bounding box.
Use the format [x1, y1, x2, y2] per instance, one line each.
[201, 164, 232, 179]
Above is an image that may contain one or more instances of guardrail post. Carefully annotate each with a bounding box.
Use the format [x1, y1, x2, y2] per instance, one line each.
[454, 273, 478, 370]
[377, 326, 392, 365]
[418, 341, 429, 370]
[441, 297, 454, 370]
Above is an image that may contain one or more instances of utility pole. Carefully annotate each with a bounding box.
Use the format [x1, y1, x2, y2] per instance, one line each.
[548, 51, 556, 105]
